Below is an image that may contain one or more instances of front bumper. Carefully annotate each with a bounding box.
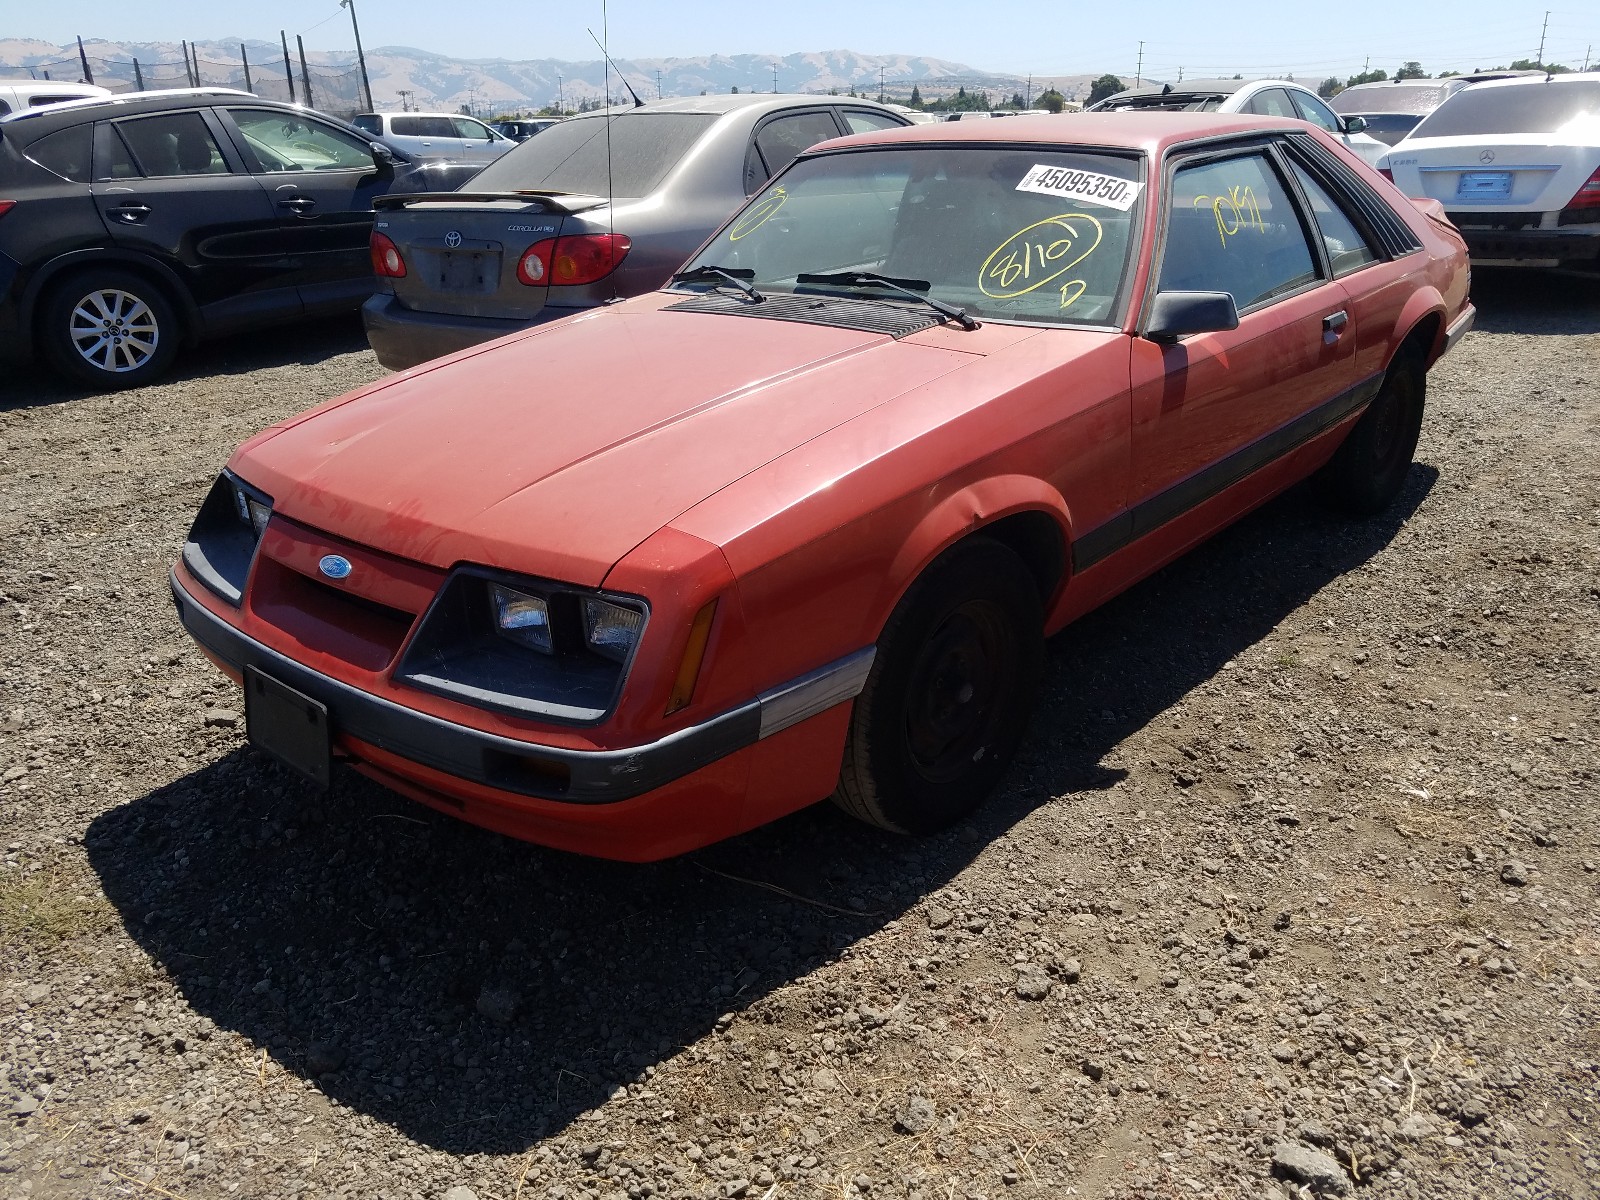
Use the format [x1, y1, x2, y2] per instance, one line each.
[1454, 225, 1600, 267]
[171, 571, 872, 806]
[362, 292, 574, 371]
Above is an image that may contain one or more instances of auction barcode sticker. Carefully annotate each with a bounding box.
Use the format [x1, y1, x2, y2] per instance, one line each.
[1016, 164, 1142, 211]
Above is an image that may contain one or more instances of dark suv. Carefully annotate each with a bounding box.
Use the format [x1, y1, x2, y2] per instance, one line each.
[0, 88, 473, 389]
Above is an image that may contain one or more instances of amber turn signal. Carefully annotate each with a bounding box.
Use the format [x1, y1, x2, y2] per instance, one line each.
[665, 600, 718, 715]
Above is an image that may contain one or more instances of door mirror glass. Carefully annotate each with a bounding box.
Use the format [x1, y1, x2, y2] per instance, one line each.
[1342, 115, 1368, 134]
[1145, 291, 1240, 342]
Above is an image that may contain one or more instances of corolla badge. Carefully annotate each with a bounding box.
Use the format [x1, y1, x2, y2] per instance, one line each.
[444, 230, 463, 248]
[319, 555, 353, 580]
[1479, 149, 1496, 164]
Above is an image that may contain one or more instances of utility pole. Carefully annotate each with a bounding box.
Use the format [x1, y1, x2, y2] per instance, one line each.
[773, 64, 778, 93]
[1537, 11, 1549, 67]
[1583, 45, 1592, 71]
[1026, 74, 1032, 108]
[1135, 41, 1144, 86]
[878, 65, 886, 103]
[656, 67, 662, 99]
[557, 72, 563, 113]
[341, 0, 374, 111]
[1178, 66, 1184, 82]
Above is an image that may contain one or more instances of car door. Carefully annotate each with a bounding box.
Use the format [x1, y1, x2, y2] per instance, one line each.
[742, 109, 849, 195]
[89, 109, 298, 332]
[451, 116, 508, 163]
[1128, 145, 1356, 532]
[219, 105, 395, 313]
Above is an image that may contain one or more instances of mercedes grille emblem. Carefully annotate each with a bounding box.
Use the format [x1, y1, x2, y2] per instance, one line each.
[444, 230, 463, 248]
[1479, 149, 1496, 164]
[319, 555, 353, 580]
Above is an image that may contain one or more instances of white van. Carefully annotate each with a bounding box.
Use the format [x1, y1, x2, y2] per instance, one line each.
[0, 79, 113, 115]
[350, 111, 514, 165]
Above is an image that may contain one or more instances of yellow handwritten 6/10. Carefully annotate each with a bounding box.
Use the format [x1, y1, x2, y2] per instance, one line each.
[1193, 186, 1264, 248]
[728, 187, 787, 241]
[979, 214, 1103, 309]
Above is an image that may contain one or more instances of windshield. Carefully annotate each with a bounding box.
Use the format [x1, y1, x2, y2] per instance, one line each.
[471, 112, 717, 197]
[678, 146, 1144, 327]
[1329, 84, 1447, 116]
[1412, 80, 1600, 137]
[1352, 113, 1423, 145]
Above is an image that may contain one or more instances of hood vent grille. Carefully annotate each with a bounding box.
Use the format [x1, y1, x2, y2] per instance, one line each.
[665, 291, 944, 338]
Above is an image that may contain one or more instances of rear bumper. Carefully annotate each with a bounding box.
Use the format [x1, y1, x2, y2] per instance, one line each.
[1455, 225, 1600, 266]
[362, 292, 575, 370]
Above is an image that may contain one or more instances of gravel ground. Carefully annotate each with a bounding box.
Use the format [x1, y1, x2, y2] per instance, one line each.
[1, 274, 1596, 1200]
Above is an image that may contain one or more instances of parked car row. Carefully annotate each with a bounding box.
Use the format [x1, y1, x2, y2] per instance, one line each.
[171, 112, 1473, 859]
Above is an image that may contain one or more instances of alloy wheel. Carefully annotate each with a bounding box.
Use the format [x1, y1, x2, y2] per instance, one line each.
[68, 289, 160, 374]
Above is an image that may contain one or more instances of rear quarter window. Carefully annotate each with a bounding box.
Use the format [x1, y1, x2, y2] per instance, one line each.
[23, 124, 94, 183]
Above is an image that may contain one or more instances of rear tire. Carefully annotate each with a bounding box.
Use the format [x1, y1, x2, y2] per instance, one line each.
[1318, 349, 1426, 516]
[832, 538, 1043, 836]
[39, 269, 181, 390]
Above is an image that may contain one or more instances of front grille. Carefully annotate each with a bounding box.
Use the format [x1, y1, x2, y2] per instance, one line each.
[666, 290, 945, 338]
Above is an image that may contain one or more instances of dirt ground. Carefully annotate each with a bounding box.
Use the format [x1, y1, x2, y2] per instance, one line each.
[1, 271, 1596, 1200]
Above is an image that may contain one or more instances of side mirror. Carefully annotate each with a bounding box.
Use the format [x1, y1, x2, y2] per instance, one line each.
[1145, 291, 1239, 343]
[1342, 115, 1368, 134]
[371, 140, 398, 165]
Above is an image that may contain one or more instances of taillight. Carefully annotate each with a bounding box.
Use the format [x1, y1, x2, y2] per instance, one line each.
[370, 231, 406, 278]
[1378, 168, 1395, 183]
[0, 200, 16, 219]
[1565, 165, 1600, 211]
[516, 240, 553, 286]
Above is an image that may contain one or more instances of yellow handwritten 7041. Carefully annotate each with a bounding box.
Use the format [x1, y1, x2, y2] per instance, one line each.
[978, 214, 1103, 305]
[1193, 186, 1265, 248]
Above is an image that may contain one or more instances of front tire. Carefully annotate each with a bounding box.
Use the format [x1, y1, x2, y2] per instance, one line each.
[1318, 349, 1426, 515]
[39, 269, 181, 390]
[832, 538, 1043, 836]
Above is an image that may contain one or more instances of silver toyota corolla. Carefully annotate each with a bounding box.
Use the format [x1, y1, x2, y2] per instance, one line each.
[361, 94, 910, 370]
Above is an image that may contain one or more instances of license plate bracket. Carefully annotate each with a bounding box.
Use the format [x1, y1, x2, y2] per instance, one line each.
[1456, 171, 1512, 200]
[244, 667, 332, 789]
[438, 252, 494, 292]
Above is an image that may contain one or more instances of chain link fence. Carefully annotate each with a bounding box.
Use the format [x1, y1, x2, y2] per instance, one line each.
[22, 50, 369, 123]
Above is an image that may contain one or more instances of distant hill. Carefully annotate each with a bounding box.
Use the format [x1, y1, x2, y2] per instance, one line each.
[0, 37, 1102, 112]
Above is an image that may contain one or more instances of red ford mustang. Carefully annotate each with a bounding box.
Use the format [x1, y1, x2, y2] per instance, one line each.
[172, 114, 1473, 861]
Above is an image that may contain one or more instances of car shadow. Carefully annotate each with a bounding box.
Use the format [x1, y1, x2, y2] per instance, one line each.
[85, 467, 1435, 1155]
[1469, 268, 1600, 336]
[1, 314, 372, 411]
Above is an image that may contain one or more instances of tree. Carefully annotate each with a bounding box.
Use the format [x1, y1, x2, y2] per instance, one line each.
[1346, 68, 1388, 88]
[1034, 87, 1066, 113]
[1317, 76, 1342, 98]
[730, 85, 739, 94]
[1009, 91, 1026, 109]
[1396, 61, 1426, 79]
[1509, 57, 1570, 73]
[1087, 73, 1124, 105]
[909, 84, 923, 107]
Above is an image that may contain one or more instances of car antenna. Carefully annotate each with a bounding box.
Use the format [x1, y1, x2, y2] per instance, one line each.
[587, 26, 645, 108]
[586, 7, 625, 303]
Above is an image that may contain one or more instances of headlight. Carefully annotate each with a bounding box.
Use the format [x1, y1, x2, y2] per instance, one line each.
[181, 471, 273, 606]
[490, 583, 553, 654]
[582, 597, 644, 663]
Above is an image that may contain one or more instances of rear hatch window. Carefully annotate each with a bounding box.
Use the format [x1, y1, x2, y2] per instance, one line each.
[1414, 81, 1600, 137]
[470, 113, 717, 198]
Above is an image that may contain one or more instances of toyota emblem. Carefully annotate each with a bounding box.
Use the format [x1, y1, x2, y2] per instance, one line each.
[1479, 149, 1495, 164]
[444, 230, 463, 248]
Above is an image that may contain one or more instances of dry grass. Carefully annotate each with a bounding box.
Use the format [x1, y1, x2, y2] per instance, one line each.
[0, 868, 112, 947]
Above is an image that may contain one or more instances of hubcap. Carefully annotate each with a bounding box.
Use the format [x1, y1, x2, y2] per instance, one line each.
[69, 289, 158, 373]
[903, 602, 1011, 783]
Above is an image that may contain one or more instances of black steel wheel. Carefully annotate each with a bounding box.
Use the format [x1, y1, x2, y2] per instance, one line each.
[833, 537, 1043, 836]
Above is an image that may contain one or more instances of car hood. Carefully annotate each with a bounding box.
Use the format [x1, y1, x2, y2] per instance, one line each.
[234, 299, 984, 586]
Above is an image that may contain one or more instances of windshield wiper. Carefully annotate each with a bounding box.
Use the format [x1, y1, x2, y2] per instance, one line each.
[793, 272, 978, 330]
[670, 264, 764, 303]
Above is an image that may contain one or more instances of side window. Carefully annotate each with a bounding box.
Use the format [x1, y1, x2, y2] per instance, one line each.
[840, 109, 904, 134]
[1247, 88, 1299, 119]
[1288, 161, 1378, 276]
[1289, 91, 1341, 132]
[23, 124, 94, 183]
[0, 99, 11, 116]
[227, 108, 376, 172]
[32, 94, 94, 107]
[390, 116, 424, 137]
[754, 112, 845, 179]
[452, 117, 492, 140]
[1158, 152, 1319, 311]
[97, 126, 141, 180]
[114, 113, 230, 177]
[418, 117, 457, 138]
[351, 114, 381, 136]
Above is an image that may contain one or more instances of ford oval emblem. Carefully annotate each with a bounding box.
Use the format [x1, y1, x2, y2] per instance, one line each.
[319, 554, 353, 580]
[444, 230, 463, 248]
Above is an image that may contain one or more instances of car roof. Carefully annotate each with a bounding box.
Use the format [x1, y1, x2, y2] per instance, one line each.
[0, 87, 255, 128]
[1451, 69, 1600, 90]
[1101, 78, 1279, 104]
[813, 111, 1303, 156]
[568, 93, 900, 118]
[0, 79, 111, 93]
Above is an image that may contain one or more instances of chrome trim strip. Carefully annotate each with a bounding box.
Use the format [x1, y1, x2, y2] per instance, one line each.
[1443, 304, 1476, 355]
[756, 647, 877, 740]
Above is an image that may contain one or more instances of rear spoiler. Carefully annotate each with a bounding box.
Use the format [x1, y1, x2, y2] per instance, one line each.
[373, 190, 609, 214]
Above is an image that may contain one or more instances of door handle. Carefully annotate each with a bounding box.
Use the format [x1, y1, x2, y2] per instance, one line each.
[1322, 310, 1348, 332]
[108, 203, 151, 223]
[278, 196, 317, 213]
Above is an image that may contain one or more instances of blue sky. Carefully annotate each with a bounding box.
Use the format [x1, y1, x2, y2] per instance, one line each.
[18, 0, 1599, 80]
